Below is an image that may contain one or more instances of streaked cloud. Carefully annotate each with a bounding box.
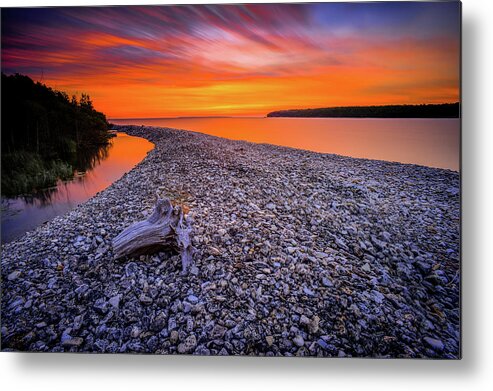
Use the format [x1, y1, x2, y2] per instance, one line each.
[1, 3, 460, 117]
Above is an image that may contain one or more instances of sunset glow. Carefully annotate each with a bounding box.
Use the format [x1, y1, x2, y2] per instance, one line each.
[1, 3, 460, 118]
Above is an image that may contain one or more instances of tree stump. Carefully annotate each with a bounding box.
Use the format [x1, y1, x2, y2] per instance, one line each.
[112, 198, 193, 273]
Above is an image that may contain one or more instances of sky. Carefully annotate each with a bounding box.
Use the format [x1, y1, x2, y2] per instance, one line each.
[1, 2, 461, 118]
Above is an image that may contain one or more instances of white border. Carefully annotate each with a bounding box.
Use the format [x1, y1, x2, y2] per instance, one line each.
[2, 0, 493, 390]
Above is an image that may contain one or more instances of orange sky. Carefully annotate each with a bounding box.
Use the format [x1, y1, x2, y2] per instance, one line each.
[1, 3, 460, 118]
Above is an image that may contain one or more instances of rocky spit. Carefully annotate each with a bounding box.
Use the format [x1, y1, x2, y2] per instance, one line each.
[1, 125, 460, 358]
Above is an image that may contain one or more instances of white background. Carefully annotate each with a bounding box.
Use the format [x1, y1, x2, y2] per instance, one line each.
[0, 0, 491, 390]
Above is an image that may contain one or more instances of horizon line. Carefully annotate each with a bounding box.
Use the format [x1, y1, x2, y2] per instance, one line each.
[108, 102, 460, 120]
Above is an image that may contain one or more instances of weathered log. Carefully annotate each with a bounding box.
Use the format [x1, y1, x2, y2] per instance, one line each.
[112, 198, 193, 273]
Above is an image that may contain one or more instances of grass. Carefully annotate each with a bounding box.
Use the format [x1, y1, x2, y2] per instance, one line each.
[1, 151, 74, 197]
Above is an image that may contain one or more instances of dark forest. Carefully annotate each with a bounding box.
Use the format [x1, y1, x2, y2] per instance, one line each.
[267, 103, 460, 118]
[1, 73, 111, 196]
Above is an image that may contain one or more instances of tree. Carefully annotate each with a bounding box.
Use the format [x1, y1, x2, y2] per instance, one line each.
[1, 72, 111, 196]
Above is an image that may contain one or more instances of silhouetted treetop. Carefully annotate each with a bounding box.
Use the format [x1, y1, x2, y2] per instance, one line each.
[1, 72, 111, 195]
[266, 103, 460, 118]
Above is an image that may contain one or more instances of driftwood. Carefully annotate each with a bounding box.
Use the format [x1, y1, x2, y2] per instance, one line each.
[112, 198, 193, 273]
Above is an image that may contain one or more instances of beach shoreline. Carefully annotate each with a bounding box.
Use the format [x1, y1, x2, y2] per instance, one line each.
[1, 125, 460, 358]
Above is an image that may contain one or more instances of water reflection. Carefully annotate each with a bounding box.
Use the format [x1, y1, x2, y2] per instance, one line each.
[1, 132, 154, 243]
[74, 142, 111, 174]
[9, 143, 113, 208]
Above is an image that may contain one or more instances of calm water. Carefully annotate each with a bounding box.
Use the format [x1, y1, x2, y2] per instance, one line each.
[113, 117, 460, 171]
[1, 132, 154, 243]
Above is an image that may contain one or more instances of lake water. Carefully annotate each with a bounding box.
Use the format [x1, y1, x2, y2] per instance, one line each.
[113, 117, 460, 171]
[2, 118, 459, 243]
[1, 132, 154, 243]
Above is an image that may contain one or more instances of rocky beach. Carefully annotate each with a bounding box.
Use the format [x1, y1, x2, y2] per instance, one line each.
[1, 125, 460, 358]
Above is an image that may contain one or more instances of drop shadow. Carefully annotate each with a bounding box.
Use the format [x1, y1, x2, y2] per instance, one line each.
[458, 6, 480, 373]
[4, 6, 478, 380]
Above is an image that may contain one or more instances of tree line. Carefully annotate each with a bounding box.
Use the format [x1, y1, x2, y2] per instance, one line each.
[1, 73, 111, 196]
[266, 103, 460, 118]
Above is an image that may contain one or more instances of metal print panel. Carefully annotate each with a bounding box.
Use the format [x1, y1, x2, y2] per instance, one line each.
[0, 1, 461, 358]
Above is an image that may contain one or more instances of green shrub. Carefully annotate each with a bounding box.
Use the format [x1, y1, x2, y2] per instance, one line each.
[1, 151, 74, 196]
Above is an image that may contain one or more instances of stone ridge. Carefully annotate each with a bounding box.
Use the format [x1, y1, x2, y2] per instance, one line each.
[1, 125, 460, 358]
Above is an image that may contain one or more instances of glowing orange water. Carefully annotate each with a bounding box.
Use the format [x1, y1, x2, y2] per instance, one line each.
[1, 132, 154, 243]
[113, 117, 459, 171]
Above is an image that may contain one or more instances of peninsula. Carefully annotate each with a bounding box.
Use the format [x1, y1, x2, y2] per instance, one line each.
[266, 103, 460, 118]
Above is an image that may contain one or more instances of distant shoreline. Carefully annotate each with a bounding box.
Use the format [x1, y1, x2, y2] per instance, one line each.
[110, 103, 460, 121]
[267, 103, 460, 118]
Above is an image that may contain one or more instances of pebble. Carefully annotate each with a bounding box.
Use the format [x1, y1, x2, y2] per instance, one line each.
[108, 295, 121, 309]
[170, 330, 179, 345]
[0, 124, 460, 359]
[322, 277, 333, 287]
[371, 290, 385, 304]
[7, 270, 21, 281]
[62, 337, 84, 348]
[293, 335, 305, 347]
[303, 287, 315, 296]
[177, 335, 197, 354]
[209, 247, 221, 256]
[139, 294, 153, 305]
[287, 247, 297, 254]
[93, 299, 108, 314]
[423, 337, 445, 352]
[211, 324, 227, 339]
[300, 315, 310, 326]
[317, 338, 329, 350]
[308, 316, 320, 334]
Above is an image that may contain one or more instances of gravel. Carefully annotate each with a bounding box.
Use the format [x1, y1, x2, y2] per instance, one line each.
[1, 125, 460, 358]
